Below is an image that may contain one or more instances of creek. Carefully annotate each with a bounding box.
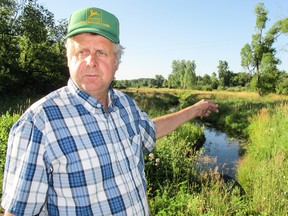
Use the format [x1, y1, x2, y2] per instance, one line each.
[196, 125, 241, 178]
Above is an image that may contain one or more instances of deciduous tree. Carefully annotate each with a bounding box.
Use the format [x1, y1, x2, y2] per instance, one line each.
[241, 3, 282, 95]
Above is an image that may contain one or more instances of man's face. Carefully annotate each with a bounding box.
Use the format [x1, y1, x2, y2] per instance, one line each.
[66, 33, 117, 99]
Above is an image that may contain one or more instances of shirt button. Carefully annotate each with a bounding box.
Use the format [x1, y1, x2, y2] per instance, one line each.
[96, 103, 101, 108]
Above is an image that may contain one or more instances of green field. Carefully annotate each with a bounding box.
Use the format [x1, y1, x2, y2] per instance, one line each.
[1, 88, 288, 215]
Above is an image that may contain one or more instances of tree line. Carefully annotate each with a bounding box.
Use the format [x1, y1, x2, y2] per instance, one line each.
[116, 3, 288, 95]
[1, 1, 287, 96]
[114, 60, 252, 92]
[0, 0, 68, 95]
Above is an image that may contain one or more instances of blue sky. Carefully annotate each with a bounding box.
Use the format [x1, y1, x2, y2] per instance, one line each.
[39, 0, 288, 80]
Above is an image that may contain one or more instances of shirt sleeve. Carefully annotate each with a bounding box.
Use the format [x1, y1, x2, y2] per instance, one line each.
[136, 106, 156, 154]
[1, 114, 49, 215]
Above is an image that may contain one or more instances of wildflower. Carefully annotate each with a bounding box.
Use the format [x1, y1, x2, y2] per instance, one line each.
[155, 158, 160, 166]
[149, 153, 155, 161]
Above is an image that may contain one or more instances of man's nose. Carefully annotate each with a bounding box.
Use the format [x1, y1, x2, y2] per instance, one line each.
[86, 54, 98, 67]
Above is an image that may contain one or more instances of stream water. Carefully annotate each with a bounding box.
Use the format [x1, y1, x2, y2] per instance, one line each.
[197, 126, 241, 178]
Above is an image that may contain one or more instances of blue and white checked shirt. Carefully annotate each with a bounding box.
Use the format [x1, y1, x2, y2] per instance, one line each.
[1, 79, 156, 215]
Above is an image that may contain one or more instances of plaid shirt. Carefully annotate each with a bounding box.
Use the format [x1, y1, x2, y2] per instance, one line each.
[1, 80, 156, 216]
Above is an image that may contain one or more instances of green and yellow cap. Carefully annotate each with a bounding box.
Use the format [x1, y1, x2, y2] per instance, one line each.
[66, 7, 120, 43]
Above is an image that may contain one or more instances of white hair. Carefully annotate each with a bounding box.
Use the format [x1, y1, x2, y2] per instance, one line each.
[65, 34, 125, 68]
[114, 43, 124, 68]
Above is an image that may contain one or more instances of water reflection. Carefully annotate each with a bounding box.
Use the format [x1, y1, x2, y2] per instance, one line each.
[197, 126, 240, 178]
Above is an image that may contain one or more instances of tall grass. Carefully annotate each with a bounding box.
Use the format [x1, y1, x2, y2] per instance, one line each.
[130, 88, 288, 215]
[0, 95, 37, 115]
[145, 122, 205, 196]
[129, 89, 249, 215]
[237, 105, 288, 215]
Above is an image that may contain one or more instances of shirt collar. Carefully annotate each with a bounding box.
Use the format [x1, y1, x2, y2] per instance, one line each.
[67, 79, 116, 112]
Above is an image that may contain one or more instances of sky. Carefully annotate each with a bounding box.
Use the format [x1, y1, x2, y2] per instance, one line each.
[39, 0, 288, 80]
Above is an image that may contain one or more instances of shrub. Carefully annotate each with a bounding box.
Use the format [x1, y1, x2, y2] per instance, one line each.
[0, 112, 20, 201]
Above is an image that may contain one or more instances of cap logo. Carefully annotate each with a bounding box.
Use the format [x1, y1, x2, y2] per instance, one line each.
[79, 8, 110, 28]
[88, 9, 101, 20]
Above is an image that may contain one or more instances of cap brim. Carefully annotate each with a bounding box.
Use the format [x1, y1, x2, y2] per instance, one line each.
[65, 28, 119, 43]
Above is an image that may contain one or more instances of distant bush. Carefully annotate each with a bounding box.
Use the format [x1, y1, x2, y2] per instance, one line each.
[276, 77, 288, 95]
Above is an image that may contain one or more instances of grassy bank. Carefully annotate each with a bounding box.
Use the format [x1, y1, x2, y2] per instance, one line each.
[125, 88, 288, 215]
[1, 88, 288, 214]
[237, 105, 288, 214]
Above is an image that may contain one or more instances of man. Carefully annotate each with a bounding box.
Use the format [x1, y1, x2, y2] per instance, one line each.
[1, 7, 218, 216]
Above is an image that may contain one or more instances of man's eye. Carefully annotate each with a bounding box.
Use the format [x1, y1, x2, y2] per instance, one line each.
[96, 50, 107, 56]
[79, 50, 89, 56]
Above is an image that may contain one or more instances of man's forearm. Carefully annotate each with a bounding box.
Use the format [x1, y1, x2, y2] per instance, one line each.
[153, 99, 218, 140]
[153, 106, 196, 139]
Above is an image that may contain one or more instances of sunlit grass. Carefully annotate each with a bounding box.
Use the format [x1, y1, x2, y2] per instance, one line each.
[1, 89, 288, 214]
[237, 104, 288, 215]
[125, 87, 288, 102]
